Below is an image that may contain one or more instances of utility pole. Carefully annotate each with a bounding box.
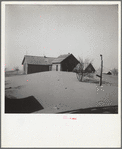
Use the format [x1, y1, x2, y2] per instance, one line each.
[100, 54, 103, 86]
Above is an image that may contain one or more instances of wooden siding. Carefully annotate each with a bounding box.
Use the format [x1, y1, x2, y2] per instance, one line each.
[61, 54, 79, 72]
[28, 64, 50, 74]
[23, 63, 28, 74]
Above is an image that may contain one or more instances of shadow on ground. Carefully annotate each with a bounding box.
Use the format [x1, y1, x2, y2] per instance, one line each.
[5, 96, 44, 113]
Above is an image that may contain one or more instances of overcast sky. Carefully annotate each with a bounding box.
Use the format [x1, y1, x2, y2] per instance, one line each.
[5, 4, 118, 71]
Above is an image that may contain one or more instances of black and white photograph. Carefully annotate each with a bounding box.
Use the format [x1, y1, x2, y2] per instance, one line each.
[4, 3, 119, 114]
[1, 1, 121, 147]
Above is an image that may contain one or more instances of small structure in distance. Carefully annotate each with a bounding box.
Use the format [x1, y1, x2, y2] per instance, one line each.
[107, 71, 112, 75]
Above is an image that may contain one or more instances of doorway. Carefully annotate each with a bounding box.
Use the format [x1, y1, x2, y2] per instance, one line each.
[56, 65, 58, 71]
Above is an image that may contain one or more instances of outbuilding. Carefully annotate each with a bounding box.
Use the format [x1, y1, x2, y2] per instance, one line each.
[22, 55, 55, 74]
[107, 71, 112, 75]
[73, 63, 96, 73]
[84, 63, 96, 73]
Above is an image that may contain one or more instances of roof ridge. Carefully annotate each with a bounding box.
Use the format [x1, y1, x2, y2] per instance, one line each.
[52, 53, 72, 63]
[58, 53, 71, 56]
[24, 55, 56, 58]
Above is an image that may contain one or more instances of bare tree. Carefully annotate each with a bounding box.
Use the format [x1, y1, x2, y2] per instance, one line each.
[96, 67, 101, 75]
[111, 68, 118, 76]
[78, 57, 84, 64]
[84, 58, 94, 67]
[79, 57, 94, 69]
[73, 57, 94, 82]
[75, 63, 84, 81]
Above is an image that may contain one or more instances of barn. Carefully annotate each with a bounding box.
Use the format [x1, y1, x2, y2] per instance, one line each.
[22, 55, 55, 74]
[52, 54, 79, 72]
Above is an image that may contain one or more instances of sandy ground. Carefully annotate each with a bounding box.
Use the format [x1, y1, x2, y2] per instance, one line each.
[5, 72, 118, 113]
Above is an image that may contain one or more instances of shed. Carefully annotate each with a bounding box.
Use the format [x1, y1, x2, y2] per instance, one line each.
[73, 63, 95, 73]
[107, 71, 112, 75]
[22, 55, 55, 74]
[84, 63, 95, 73]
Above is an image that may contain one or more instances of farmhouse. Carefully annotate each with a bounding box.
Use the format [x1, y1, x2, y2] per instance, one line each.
[52, 53, 79, 71]
[22, 53, 79, 74]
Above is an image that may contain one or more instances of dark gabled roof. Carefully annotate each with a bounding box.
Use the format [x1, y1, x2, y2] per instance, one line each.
[107, 71, 112, 75]
[84, 63, 95, 71]
[52, 53, 71, 64]
[74, 63, 95, 72]
[22, 55, 56, 65]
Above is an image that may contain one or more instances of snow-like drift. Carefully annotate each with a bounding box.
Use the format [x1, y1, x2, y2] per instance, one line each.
[5, 71, 118, 113]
